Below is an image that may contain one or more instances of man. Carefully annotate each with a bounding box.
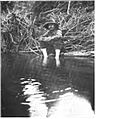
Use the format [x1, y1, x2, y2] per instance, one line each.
[40, 22, 63, 66]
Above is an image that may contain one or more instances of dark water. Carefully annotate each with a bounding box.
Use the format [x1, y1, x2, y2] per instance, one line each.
[1, 53, 94, 117]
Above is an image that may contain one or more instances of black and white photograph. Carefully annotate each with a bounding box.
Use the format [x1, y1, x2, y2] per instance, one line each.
[1, 0, 95, 118]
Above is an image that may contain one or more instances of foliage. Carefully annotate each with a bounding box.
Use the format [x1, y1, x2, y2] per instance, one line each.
[1, 1, 94, 56]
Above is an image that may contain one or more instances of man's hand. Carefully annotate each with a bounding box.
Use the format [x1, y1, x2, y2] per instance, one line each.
[39, 36, 51, 41]
[43, 37, 51, 41]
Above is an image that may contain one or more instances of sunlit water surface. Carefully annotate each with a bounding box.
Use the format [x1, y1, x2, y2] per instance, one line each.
[1, 53, 94, 118]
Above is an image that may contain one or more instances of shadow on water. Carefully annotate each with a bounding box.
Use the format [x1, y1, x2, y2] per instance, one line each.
[1, 53, 94, 118]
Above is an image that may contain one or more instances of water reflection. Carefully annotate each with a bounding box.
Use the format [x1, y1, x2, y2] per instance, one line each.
[49, 92, 94, 119]
[20, 78, 48, 118]
[1, 54, 94, 117]
[42, 56, 61, 67]
[20, 77, 94, 118]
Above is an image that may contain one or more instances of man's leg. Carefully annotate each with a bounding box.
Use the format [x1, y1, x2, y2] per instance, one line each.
[41, 48, 47, 58]
[41, 48, 48, 66]
[55, 49, 60, 59]
[55, 49, 60, 66]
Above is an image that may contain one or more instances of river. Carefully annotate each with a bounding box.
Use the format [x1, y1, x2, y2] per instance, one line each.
[1, 53, 94, 118]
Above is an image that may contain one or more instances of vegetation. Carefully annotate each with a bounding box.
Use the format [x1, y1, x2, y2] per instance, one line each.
[1, 1, 94, 56]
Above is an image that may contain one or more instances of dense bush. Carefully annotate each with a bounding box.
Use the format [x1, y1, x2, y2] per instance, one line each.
[1, 1, 94, 55]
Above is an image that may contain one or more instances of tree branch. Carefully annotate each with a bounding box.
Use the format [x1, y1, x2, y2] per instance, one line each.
[67, 1, 71, 15]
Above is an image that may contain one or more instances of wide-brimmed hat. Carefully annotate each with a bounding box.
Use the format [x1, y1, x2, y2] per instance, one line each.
[43, 22, 59, 30]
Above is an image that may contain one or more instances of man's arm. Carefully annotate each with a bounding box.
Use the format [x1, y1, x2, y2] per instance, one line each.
[39, 30, 62, 41]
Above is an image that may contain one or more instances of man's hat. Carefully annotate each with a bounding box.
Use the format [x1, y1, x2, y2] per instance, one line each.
[43, 22, 59, 30]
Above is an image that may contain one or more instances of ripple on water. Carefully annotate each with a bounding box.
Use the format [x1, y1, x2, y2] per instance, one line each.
[20, 77, 94, 118]
[1, 54, 94, 117]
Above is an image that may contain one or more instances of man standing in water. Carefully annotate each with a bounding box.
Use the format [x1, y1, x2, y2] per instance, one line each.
[40, 22, 63, 66]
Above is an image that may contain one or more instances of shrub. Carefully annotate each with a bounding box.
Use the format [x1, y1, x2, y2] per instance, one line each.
[1, 1, 94, 56]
